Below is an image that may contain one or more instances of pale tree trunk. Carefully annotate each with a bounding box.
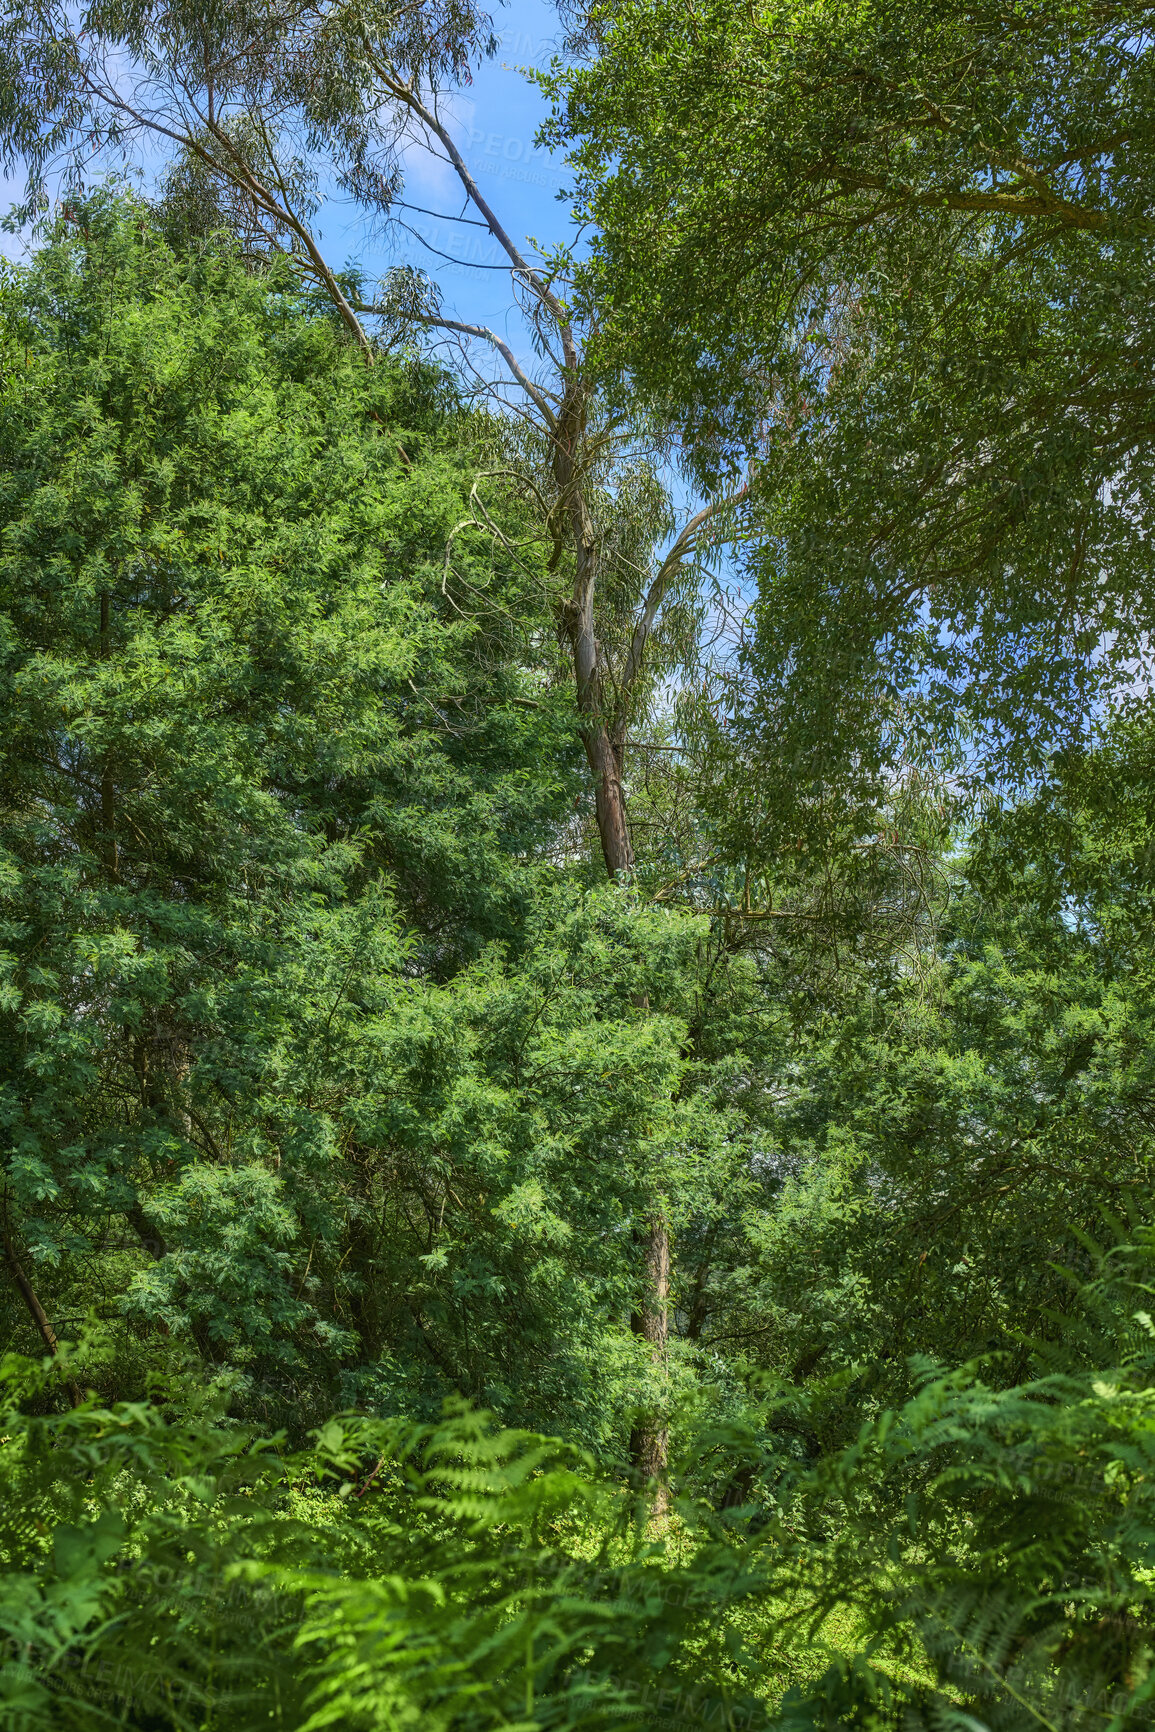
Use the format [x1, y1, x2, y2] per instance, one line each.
[306, 67, 685, 1486]
[583, 724, 633, 878]
[563, 462, 635, 880]
[560, 501, 670, 1487]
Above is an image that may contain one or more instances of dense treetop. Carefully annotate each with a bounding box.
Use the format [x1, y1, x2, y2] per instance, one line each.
[552, 1, 1155, 789]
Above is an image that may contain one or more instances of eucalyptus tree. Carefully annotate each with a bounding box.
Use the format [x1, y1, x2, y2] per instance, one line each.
[0, 0, 760, 1477]
[0, 198, 752, 1463]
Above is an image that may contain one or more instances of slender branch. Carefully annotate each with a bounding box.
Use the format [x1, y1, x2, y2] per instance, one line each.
[357, 303, 560, 425]
[393, 215, 520, 270]
[354, 41, 579, 367]
[1, 1192, 83, 1404]
[394, 198, 490, 227]
[810, 160, 1110, 229]
[617, 486, 749, 706]
[81, 74, 373, 353]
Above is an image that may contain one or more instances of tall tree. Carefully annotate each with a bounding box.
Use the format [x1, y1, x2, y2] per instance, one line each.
[1, 0, 758, 1476]
[0, 196, 602, 1422]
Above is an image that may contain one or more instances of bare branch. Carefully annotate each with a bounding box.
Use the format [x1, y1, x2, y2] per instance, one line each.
[357, 302, 560, 425]
[618, 485, 750, 706]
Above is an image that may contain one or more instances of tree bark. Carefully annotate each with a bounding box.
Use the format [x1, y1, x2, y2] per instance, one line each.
[629, 1213, 670, 1501]
[560, 476, 637, 879]
[583, 723, 633, 877]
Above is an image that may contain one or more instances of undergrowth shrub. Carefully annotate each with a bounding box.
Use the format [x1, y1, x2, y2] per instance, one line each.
[5, 1241, 1155, 1732]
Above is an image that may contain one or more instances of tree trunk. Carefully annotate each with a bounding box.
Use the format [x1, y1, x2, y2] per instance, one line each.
[563, 495, 635, 879]
[629, 1213, 670, 1501]
[583, 723, 633, 877]
[558, 401, 666, 1489]
[1, 1201, 83, 1405]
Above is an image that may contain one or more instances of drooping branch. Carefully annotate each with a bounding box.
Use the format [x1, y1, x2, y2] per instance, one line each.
[617, 485, 750, 715]
[356, 302, 560, 426]
[76, 71, 375, 352]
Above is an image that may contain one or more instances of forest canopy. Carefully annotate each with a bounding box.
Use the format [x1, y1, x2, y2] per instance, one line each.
[552, 0, 1155, 792]
[0, 3, 1154, 1728]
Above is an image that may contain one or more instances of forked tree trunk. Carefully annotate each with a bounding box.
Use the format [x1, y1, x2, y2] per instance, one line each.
[568, 555, 670, 1485]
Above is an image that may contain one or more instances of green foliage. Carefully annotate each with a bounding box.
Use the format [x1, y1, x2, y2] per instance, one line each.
[0, 195, 748, 1454]
[770, 1349, 1155, 1730]
[552, 0, 1155, 790]
[8, 1278, 1155, 1731]
[684, 724, 1155, 1431]
[0, 195, 655, 1432]
[6, 24, 1155, 1721]
[0, 1347, 770, 1731]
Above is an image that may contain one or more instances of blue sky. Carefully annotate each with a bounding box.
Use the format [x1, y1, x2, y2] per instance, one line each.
[316, 0, 580, 368]
[1, 0, 576, 336]
[0, 2, 729, 560]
